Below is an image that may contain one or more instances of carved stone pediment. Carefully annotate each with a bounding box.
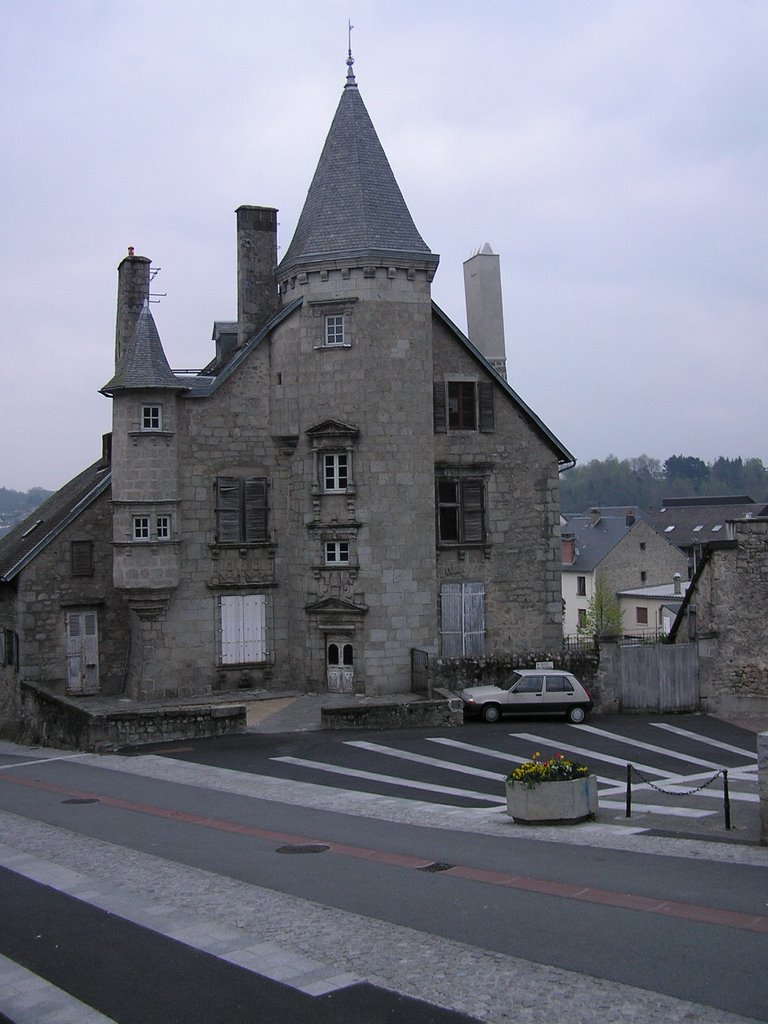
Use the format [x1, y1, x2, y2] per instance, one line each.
[305, 419, 359, 443]
[305, 595, 368, 617]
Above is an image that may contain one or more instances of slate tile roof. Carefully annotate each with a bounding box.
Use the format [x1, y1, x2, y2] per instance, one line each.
[101, 304, 188, 394]
[278, 69, 437, 273]
[0, 457, 111, 582]
[645, 496, 768, 551]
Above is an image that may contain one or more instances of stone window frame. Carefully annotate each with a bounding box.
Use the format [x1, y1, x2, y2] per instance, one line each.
[309, 298, 358, 350]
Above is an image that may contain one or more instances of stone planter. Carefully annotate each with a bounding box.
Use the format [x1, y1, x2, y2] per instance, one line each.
[505, 775, 598, 825]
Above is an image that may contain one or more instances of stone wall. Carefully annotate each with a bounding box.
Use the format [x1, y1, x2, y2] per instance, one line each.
[20, 682, 246, 751]
[599, 519, 688, 596]
[321, 694, 463, 729]
[678, 519, 768, 716]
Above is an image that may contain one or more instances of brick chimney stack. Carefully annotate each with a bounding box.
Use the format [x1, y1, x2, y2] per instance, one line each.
[115, 251, 151, 367]
[590, 507, 601, 527]
[561, 532, 576, 565]
[236, 206, 279, 349]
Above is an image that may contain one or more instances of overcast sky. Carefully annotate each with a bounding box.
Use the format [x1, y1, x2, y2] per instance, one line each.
[2, 0, 766, 490]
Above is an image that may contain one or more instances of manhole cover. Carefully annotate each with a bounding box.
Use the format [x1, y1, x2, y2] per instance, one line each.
[276, 843, 331, 855]
[417, 861, 454, 873]
[62, 798, 101, 805]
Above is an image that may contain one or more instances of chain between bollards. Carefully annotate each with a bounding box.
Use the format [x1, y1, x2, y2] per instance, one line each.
[624, 763, 732, 829]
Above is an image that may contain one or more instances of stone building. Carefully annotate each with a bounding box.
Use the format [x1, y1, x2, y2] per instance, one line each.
[0, 57, 573, 721]
[670, 516, 768, 716]
[561, 508, 688, 637]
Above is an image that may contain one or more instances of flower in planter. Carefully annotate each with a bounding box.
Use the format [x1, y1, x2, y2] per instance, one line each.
[506, 751, 590, 789]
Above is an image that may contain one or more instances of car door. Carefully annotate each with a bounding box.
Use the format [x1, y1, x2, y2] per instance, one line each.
[542, 673, 575, 713]
[507, 674, 545, 712]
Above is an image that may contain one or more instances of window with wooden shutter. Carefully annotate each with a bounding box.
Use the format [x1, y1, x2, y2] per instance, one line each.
[436, 477, 485, 545]
[434, 381, 495, 433]
[478, 382, 495, 432]
[71, 540, 94, 576]
[216, 477, 268, 543]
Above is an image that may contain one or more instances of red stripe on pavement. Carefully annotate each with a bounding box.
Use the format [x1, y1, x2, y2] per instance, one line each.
[4, 772, 767, 935]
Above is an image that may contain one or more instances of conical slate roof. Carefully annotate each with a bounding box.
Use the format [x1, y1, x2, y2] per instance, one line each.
[101, 303, 188, 394]
[278, 60, 437, 273]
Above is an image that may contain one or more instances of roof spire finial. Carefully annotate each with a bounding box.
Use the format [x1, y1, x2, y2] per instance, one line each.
[345, 20, 357, 88]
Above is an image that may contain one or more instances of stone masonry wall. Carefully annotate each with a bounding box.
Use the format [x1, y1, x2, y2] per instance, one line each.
[432, 317, 564, 654]
[599, 519, 688, 597]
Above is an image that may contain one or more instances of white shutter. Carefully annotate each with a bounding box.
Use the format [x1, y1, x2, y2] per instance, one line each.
[220, 595, 267, 664]
[463, 583, 486, 655]
[440, 584, 464, 657]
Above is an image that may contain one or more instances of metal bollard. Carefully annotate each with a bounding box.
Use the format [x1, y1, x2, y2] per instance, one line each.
[723, 769, 732, 830]
[625, 763, 632, 818]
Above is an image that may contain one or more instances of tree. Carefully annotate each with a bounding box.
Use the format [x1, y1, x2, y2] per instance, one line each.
[577, 573, 624, 640]
[663, 455, 709, 491]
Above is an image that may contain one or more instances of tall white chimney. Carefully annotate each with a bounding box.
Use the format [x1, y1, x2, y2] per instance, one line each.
[463, 243, 507, 379]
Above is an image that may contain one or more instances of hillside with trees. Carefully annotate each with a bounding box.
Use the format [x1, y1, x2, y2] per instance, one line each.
[560, 455, 768, 513]
[0, 487, 53, 536]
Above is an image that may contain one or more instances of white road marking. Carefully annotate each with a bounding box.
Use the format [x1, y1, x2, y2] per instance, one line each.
[346, 740, 505, 780]
[0, 754, 84, 771]
[649, 723, 757, 760]
[510, 732, 683, 780]
[599, 800, 715, 818]
[272, 756, 506, 804]
[572, 724, 723, 770]
[427, 737, 617, 786]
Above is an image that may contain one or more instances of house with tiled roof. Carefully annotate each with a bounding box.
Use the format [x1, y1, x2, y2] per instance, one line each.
[0, 55, 573, 733]
[561, 508, 688, 637]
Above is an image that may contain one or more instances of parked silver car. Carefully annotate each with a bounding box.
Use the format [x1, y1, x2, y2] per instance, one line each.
[460, 669, 594, 724]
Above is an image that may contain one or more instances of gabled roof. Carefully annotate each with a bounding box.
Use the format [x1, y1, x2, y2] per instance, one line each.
[560, 515, 632, 572]
[101, 303, 189, 395]
[278, 60, 438, 275]
[0, 458, 111, 583]
[431, 303, 575, 466]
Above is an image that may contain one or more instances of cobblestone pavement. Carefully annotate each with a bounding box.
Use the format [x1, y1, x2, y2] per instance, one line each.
[1, 735, 767, 1024]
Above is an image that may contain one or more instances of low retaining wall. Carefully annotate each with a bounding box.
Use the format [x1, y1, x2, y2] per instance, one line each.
[20, 682, 247, 751]
[321, 694, 463, 730]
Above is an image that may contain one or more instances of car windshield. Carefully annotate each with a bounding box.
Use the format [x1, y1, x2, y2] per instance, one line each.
[499, 673, 523, 691]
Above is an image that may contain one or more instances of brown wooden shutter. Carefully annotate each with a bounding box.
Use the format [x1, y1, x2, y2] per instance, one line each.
[460, 479, 485, 543]
[216, 477, 243, 542]
[478, 382, 495, 432]
[71, 540, 94, 576]
[244, 478, 268, 541]
[433, 382, 447, 433]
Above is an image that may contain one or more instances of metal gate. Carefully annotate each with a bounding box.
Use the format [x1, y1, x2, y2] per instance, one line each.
[411, 648, 429, 694]
[619, 643, 698, 712]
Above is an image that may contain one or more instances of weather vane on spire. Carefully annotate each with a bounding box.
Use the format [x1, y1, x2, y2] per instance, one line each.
[346, 19, 356, 87]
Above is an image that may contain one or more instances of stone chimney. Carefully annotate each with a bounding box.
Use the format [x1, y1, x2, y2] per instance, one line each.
[115, 250, 151, 367]
[626, 509, 636, 527]
[590, 507, 601, 527]
[561, 532, 576, 565]
[236, 206, 279, 349]
[673, 572, 682, 595]
[463, 243, 507, 379]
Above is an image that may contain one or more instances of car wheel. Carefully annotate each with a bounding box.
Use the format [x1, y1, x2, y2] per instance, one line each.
[567, 705, 586, 724]
[482, 704, 501, 724]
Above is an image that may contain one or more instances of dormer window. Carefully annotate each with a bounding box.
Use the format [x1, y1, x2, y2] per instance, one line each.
[142, 405, 162, 431]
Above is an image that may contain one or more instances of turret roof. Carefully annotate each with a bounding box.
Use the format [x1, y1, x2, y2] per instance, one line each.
[278, 58, 437, 274]
[101, 303, 188, 394]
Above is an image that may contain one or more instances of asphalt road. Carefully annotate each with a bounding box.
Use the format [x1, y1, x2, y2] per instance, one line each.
[0, 714, 765, 1024]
